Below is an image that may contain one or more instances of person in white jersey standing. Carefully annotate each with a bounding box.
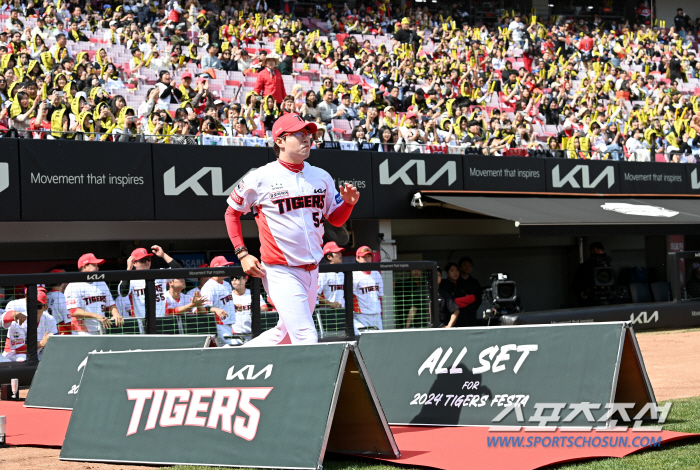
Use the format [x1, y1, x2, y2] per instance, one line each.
[225, 113, 359, 345]
[352, 246, 384, 335]
[317, 241, 345, 309]
[201, 256, 238, 345]
[230, 274, 268, 344]
[118, 246, 182, 319]
[65, 253, 124, 334]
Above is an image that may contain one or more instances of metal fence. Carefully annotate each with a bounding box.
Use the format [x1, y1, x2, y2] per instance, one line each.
[0, 262, 438, 363]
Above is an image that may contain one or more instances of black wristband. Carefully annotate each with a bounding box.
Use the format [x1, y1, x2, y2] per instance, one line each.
[235, 245, 248, 256]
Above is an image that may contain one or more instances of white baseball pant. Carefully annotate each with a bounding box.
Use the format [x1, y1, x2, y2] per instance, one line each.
[353, 313, 383, 336]
[243, 263, 319, 346]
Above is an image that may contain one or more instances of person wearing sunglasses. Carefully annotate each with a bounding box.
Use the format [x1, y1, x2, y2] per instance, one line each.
[224, 113, 360, 346]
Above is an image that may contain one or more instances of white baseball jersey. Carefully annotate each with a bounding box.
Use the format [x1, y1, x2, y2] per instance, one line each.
[318, 272, 345, 307]
[46, 290, 71, 325]
[2, 313, 57, 361]
[4, 298, 26, 316]
[115, 295, 132, 317]
[201, 279, 236, 325]
[118, 279, 168, 318]
[64, 282, 116, 334]
[227, 160, 344, 266]
[165, 291, 194, 315]
[231, 288, 266, 335]
[352, 271, 384, 315]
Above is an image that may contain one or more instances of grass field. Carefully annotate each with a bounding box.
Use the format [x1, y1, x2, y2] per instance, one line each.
[169, 396, 700, 470]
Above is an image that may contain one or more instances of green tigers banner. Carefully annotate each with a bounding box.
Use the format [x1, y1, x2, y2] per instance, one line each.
[358, 322, 656, 427]
[60, 343, 398, 469]
[25, 335, 211, 410]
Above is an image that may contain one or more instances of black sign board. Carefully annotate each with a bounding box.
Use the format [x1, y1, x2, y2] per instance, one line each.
[685, 165, 700, 195]
[19, 140, 154, 221]
[618, 162, 687, 194]
[371, 153, 464, 218]
[0, 138, 20, 221]
[306, 149, 374, 219]
[545, 159, 619, 194]
[152, 145, 271, 220]
[463, 155, 546, 192]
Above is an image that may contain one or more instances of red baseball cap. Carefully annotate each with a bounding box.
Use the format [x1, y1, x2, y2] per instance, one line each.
[37, 288, 48, 305]
[210, 256, 235, 267]
[131, 247, 153, 261]
[272, 113, 318, 140]
[78, 253, 105, 268]
[182, 71, 192, 79]
[356, 246, 373, 257]
[323, 241, 345, 255]
[405, 111, 417, 120]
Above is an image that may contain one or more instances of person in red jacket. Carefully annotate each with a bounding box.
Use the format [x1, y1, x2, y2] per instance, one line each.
[253, 53, 287, 105]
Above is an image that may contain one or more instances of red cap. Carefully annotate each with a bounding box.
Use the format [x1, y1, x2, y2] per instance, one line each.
[78, 253, 105, 268]
[49, 268, 64, 273]
[182, 71, 192, 79]
[272, 113, 318, 140]
[356, 246, 373, 257]
[210, 256, 235, 267]
[405, 111, 417, 120]
[131, 247, 153, 261]
[323, 241, 345, 255]
[37, 288, 48, 305]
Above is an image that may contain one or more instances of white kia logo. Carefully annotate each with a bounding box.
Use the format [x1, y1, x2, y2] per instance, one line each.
[601, 203, 678, 218]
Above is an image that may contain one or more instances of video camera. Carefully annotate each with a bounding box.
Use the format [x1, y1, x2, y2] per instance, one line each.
[589, 254, 617, 305]
[482, 273, 520, 323]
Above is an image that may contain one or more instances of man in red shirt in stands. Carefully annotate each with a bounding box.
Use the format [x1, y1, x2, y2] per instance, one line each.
[578, 33, 594, 71]
[254, 53, 286, 105]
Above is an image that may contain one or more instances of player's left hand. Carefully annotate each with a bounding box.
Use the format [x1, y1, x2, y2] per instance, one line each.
[151, 245, 165, 257]
[339, 182, 360, 205]
[111, 312, 124, 327]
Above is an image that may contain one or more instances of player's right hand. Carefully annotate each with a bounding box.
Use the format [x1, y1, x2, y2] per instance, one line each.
[98, 316, 112, 329]
[241, 254, 266, 278]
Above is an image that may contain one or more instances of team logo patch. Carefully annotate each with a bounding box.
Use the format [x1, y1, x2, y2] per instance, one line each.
[314, 188, 327, 194]
[231, 190, 244, 205]
[335, 193, 342, 204]
[270, 190, 289, 199]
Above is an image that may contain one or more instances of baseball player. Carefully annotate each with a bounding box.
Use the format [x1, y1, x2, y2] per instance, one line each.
[46, 269, 72, 335]
[64, 253, 124, 334]
[200, 256, 238, 345]
[352, 246, 384, 335]
[317, 241, 345, 310]
[165, 278, 205, 315]
[230, 274, 268, 343]
[118, 246, 181, 318]
[225, 113, 359, 345]
[1, 288, 57, 362]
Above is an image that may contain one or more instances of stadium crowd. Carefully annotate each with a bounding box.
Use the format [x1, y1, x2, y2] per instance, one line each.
[0, 0, 700, 159]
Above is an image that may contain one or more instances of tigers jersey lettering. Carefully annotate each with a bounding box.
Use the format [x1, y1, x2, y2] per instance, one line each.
[352, 271, 384, 315]
[318, 272, 345, 307]
[119, 279, 168, 318]
[64, 281, 116, 334]
[227, 161, 344, 266]
[231, 288, 266, 335]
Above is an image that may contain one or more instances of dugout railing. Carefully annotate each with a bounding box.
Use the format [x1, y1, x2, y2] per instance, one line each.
[0, 262, 439, 364]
